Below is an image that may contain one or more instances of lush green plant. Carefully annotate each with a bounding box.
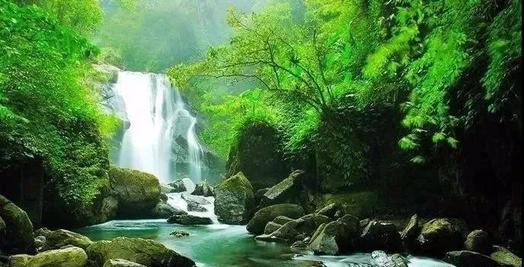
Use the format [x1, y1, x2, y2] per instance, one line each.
[0, 0, 114, 205]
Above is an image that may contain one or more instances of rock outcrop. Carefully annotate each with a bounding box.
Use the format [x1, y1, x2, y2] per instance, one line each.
[414, 218, 465, 256]
[0, 194, 35, 254]
[9, 246, 87, 267]
[86, 237, 195, 267]
[108, 167, 161, 218]
[247, 204, 305, 235]
[214, 172, 255, 224]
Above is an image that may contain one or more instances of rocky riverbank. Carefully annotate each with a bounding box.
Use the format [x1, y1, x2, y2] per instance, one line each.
[1, 194, 195, 267]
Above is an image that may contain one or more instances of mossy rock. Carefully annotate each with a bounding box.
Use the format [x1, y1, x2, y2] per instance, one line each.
[86, 237, 195, 267]
[103, 259, 147, 267]
[490, 246, 522, 267]
[9, 246, 88, 267]
[34, 228, 93, 251]
[226, 120, 288, 190]
[319, 191, 383, 219]
[108, 167, 161, 218]
[247, 204, 304, 235]
[415, 218, 466, 257]
[0, 194, 35, 254]
[214, 172, 255, 224]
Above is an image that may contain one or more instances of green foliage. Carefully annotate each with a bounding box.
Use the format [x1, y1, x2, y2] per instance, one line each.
[170, 0, 520, 184]
[0, 0, 113, 205]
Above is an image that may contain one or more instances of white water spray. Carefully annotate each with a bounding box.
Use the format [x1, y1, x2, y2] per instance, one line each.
[113, 71, 204, 183]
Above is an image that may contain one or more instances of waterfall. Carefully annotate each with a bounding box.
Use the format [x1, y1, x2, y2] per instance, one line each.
[112, 71, 204, 183]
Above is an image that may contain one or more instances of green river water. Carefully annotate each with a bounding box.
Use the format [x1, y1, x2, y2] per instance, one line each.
[77, 219, 456, 267]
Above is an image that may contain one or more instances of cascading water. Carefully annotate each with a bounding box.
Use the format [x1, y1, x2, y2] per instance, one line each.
[112, 71, 204, 184]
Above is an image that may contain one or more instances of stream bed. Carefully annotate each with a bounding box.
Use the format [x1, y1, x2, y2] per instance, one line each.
[76, 219, 456, 267]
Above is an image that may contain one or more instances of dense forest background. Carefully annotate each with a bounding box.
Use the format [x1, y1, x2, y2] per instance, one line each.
[0, 0, 521, 254]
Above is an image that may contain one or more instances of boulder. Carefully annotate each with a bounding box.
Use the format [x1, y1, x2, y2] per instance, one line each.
[86, 237, 195, 267]
[415, 218, 465, 256]
[247, 204, 304, 235]
[214, 172, 255, 224]
[0, 194, 35, 254]
[444, 250, 501, 267]
[294, 214, 331, 237]
[33, 228, 92, 251]
[490, 245, 522, 267]
[108, 167, 161, 217]
[400, 214, 420, 249]
[308, 215, 360, 255]
[182, 194, 209, 212]
[9, 246, 87, 267]
[264, 222, 282, 235]
[261, 170, 304, 205]
[167, 214, 212, 225]
[257, 221, 301, 243]
[104, 259, 147, 267]
[273, 216, 294, 225]
[192, 181, 214, 197]
[358, 220, 402, 252]
[170, 230, 190, 238]
[169, 178, 195, 193]
[464, 230, 492, 254]
[316, 203, 342, 219]
[151, 201, 185, 219]
[390, 254, 409, 267]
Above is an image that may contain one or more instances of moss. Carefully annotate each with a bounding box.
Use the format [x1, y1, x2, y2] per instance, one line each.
[320, 191, 384, 219]
[490, 246, 522, 267]
[220, 172, 254, 194]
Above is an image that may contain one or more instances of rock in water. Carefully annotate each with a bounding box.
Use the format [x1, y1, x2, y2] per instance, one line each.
[152, 201, 186, 219]
[108, 167, 161, 217]
[104, 259, 147, 267]
[170, 230, 190, 238]
[169, 178, 196, 193]
[490, 245, 522, 267]
[9, 246, 87, 267]
[247, 204, 305, 235]
[0, 194, 35, 254]
[444, 250, 500, 267]
[400, 214, 419, 249]
[33, 228, 92, 251]
[192, 181, 214, 197]
[358, 220, 402, 253]
[415, 218, 465, 256]
[308, 215, 360, 255]
[86, 237, 195, 267]
[167, 214, 213, 225]
[464, 229, 492, 254]
[214, 172, 255, 224]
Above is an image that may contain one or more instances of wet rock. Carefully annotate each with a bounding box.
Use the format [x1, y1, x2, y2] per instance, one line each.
[34, 228, 92, 251]
[308, 215, 360, 255]
[390, 253, 408, 267]
[192, 181, 214, 197]
[258, 221, 301, 243]
[0, 194, 35, 254]
[358, 220, 402, 253]
[464, 229, 492, 254]
[152, 201, 186, 219]
[264, 222, 282, 235]
[294, 214, 331, 237]
[490, 245, 522, 267]
[34, 236, 46, 251]
[167, 214, 212, 225]
[86, 237, 195, 267]
[108, 167, 161, 218]
[444, 250, 501, 267]
[400, 214, 420, 249]
[187, 202, 207, 212]
[290, 240, 309, 253]
[316, 203, 341, 219]
[273, 216, 294, 225]
[169, 178, 196, 193]
[9, 246, 87, 267]
[261, 170, 304, 205]
[247, 204, 305, 235]
[170, 230, 190, 238]
[182, 194, 209, 212]
[214, 172, 255, 224]
[415, 218, 465, 257]
[104, 259, 147, 267]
